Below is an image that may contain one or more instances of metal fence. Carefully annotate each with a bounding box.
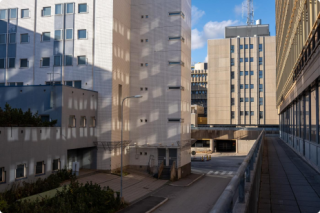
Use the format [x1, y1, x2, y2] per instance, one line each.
[210, 130, 265, 213]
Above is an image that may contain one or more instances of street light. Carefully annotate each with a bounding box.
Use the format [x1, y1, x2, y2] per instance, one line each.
[120, 95, 142, 199]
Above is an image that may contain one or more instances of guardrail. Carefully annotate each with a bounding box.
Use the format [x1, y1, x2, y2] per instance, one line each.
[210, 130, 265, 213]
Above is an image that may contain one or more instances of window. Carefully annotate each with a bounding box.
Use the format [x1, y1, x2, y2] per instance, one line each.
[35, 162, 44, 175]
[231, 45, 234, 53]
[239, 111, 243, 116]
[0, 167, 5, 183]
[250, 111, 254, 116]
[169, 86, 183, 90]
[259, 84, 263, 92]
[79, 4, 88, 13]
[245, 71, 248, 76]
[10, 9, 17, 19]
[250, 98, 254, 102]
[245, 98, 249, 102]
[231, 58, 235, 66]
[145, 63, 148, 67]
[80, 116, 87, 127]
[231, 111, 235, 119]
[42, 57, 50, 67]
[169, 11, 184, 18]
[17, 82, 23, 86]
[0, 10, 6, 20]
[231, 98, 235, 105]
[66, 3, 74, 14]
[250, 84, 254, 89]
[259, 71, 263, 78]
[9, 33, 16, 43]
[8, 58, 15, 68]
[245, 84, 249, 89]
[74, 81, 81, 88]
[245, 58, 248, 62]
[169, 36, 184, 41]
[20, 59, 28, 68]
[65, 29, 73, 40]
[0, 83, 4, 86]
[169, 61, 183, 65]
[231, 71, 234, 79]
[69, 115, 76, 127]
[16, 164, 26, 179]
[65, 81, 72, 86]
[0, 59, 5, 69]
[52, 159, 60, 171]
[259, 111, 263, 119]
[78, 30, 87, 39]
[240, 58, 243, 63]
[42, 32, 50, 41]
[43, 7, 51, 16]
[240, 71, 243, 76]
[245, 111, 249, 116]
[250, 44, 253, 49]
[78, 56, 86, 65]
[55, 4, 62, 15]
[245, 44, 248, 49]
[240, 98, 244, 102]
[65, 55, 73, 66]
[54, 56, 61, 66]
[55, 30, 62, 40]
[91, 117, 96, 127]
[240, 45, 243, 49]
[146, 15, 149, 18]
[168, 118, 184, 122]
[250, 71, 254, 75]
[231, 85, 234, 92]
[0, 34, 5, 44]
[240, 84, 243, 89]
[259, 44, 263, 52]
[259, 57, 263, 65]
[21, 9, 29, 18]
[250, 57, 254, 62]
[259, 98, 263, 105]
[20, 34, 29, 43]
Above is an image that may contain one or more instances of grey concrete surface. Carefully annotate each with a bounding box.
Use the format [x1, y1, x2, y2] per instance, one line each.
[119, 196, 167, 213]
[258, 137, 320, 213]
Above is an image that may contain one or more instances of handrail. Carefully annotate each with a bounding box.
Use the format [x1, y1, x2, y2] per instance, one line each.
[210, 130, 265, 213]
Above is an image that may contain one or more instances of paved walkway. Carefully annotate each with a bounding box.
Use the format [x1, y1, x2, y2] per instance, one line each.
[258, 137, 320, 213]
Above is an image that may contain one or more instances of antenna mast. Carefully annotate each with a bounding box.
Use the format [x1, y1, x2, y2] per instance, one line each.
[242, 0, 254, 25]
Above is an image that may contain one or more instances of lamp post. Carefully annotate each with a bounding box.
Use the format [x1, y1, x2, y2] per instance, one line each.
[120, 95, 142, 199]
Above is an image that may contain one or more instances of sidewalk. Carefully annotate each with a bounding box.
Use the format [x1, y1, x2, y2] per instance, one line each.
[258, 137, 320, 213]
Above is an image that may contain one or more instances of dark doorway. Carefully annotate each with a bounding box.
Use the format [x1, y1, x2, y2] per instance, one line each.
[169, 149, 177, 167]
[158, 148, 166, 166]
[215, 140, 236, 152]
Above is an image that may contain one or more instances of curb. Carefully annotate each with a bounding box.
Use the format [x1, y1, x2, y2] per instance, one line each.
[169, 173, 204, 187]
[145, 197, 168, 213]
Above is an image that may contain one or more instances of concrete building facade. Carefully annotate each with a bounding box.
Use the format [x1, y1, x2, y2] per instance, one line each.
[207, 24, 278, 126]
[191, 62, 208, 115]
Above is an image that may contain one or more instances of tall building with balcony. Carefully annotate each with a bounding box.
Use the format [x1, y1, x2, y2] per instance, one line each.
[277, 1, 320, 149]
[191, 62, 208, 115]
[207, 24, 278, 126]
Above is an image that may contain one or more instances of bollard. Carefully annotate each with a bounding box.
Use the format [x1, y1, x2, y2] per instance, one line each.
[201, 156, 204, 161]
[209, 155, 211, 160]
[206, 155, 208, 161]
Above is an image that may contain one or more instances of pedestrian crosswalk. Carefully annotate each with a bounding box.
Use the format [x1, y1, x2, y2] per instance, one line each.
[206, 170, 235, 177]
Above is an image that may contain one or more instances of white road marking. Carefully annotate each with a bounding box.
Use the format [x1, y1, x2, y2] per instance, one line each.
[207, 171, 213, 175]
[220, 171, 227, 175]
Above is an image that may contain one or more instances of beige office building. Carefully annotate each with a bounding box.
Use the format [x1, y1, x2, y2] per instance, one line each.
[207, 24, 278, 126]
[191, 62, 208, 115]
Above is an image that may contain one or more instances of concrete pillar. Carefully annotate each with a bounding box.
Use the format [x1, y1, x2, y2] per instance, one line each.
[209, 139, 214, 152]
[166, 148, 169, 166]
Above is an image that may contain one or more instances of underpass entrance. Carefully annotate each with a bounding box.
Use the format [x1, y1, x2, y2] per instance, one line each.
[215, 140, 236, 152]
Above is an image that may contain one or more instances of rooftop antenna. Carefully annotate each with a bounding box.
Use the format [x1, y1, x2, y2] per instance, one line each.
[242, 0, 254, 25]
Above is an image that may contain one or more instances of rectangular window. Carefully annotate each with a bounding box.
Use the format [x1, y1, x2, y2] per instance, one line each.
[65, 81, 72, 86]
[66, 29, 73, 40]
[21, 9, 29, 18]
[259, 111, 263, 119]
[0, 10, 6, 20]
[259, 57, 263, 65]
[245, 71, 248, 76]
[168, 118, 184, 122]
[0, 167, 5, 183]
[79, 4, 88, 13]
[240, 84, 243, 89]
[42, 57, 50, 67]
[240, 71, 243, 76]
[9, 82, 15, 86]
[16, 164, 26, 179]
[245, 84, 249, 89]
[35, 162, 44, 175]
[245, 58, 248, 62]
[169, 11, 184, 18]
[259, 44, 263, 52]
[231, 85, 234, 93]
[250, 98, 254, 102]
[20, 59, 28, 68]
[231, 58, 234, 66]
[65, 55, 73, 66]
[52, 159, 60, 171]
[245, 111, 249, 116]
[16, 82, 23, 86]
[42, 32, 50, 41]
[259, 71, 263, 78]
[240, 98, 244, 102]
[245, 98, 249, 102]
[250, 84, 254, 89]
[230, 45, 234, 53]
[250, 44, 253, 49]
[69, 115, 76, 127]
[259, 84, 263, 92]
[0, 83, 4, 86]
[0, 59, 5, 69]
[231, 111, 235, 119]
[78, 56, 86, 65]
[250, 71, 254, 75]
[250, 111, 254, 116]
[66, 3, 74, 14]
[54, 56, 61, 66]
[240, 58, 243, 63]
[74, 81, 81, 88]
[259, 98, 263, 105]
[8, 58, 15, 68]
[250, 57, 254, 62]
[80, 116, 87, 127]
[231, 71, 234, 79]
[240, 111, 244, 116]
[245, 44, 248, 49]
[55, 4, 62, 15]
[231, 98, 235, 105]
[20, 34, 29, 43]
[10, 9, 17, 19]
[55, 30, 62, 41]
[9, 33, 16, 43]
[240, 45, 243, 49]
[91, 117, 96, 127]
[78, 30, 87, 39]
[0, 34, 6, 44]
[43, 7, 51, 16]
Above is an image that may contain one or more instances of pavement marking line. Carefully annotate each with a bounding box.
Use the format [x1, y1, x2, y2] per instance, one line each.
[214, 171, 219, 175]
[220, 171, 226, 175]
[228, 171, 233, 175]
[145, 197, 169, 213]
[207, 171, 213, 175]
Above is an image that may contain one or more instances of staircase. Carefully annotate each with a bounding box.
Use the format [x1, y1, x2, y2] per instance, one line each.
[159, 167, 171, 180]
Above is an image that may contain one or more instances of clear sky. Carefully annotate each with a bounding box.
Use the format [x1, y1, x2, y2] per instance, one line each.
[191, 0, 276, 64]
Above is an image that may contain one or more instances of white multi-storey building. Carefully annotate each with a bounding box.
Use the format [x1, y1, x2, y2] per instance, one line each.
[0, 0, 191, 184]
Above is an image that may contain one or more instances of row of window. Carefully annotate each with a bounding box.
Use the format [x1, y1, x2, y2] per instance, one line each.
[192, 82, 207, 87]
[0, 55, 87, 69]
[231, 111, 264, 118]
[191, 70, 207, 74]
[192, 74, 207, 78]
[192, 91, 207, 95]
[233, 97, 263, 104]
[230, 57, 263, 66]
[141, 62, 185, 67]
[69, 115, 96, 128]
[231, 84, 263, 92]
[0, 81, 82, 88]
[0, 160, 60, 183]
[230, 44, 263, 53]
[231, 71, 264, 78]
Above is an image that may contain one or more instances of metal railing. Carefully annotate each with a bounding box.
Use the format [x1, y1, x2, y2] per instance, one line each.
[210, 130, 265, 213]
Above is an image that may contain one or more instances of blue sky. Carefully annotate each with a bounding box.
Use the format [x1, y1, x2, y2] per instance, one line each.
[191, 0, 276, 63]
